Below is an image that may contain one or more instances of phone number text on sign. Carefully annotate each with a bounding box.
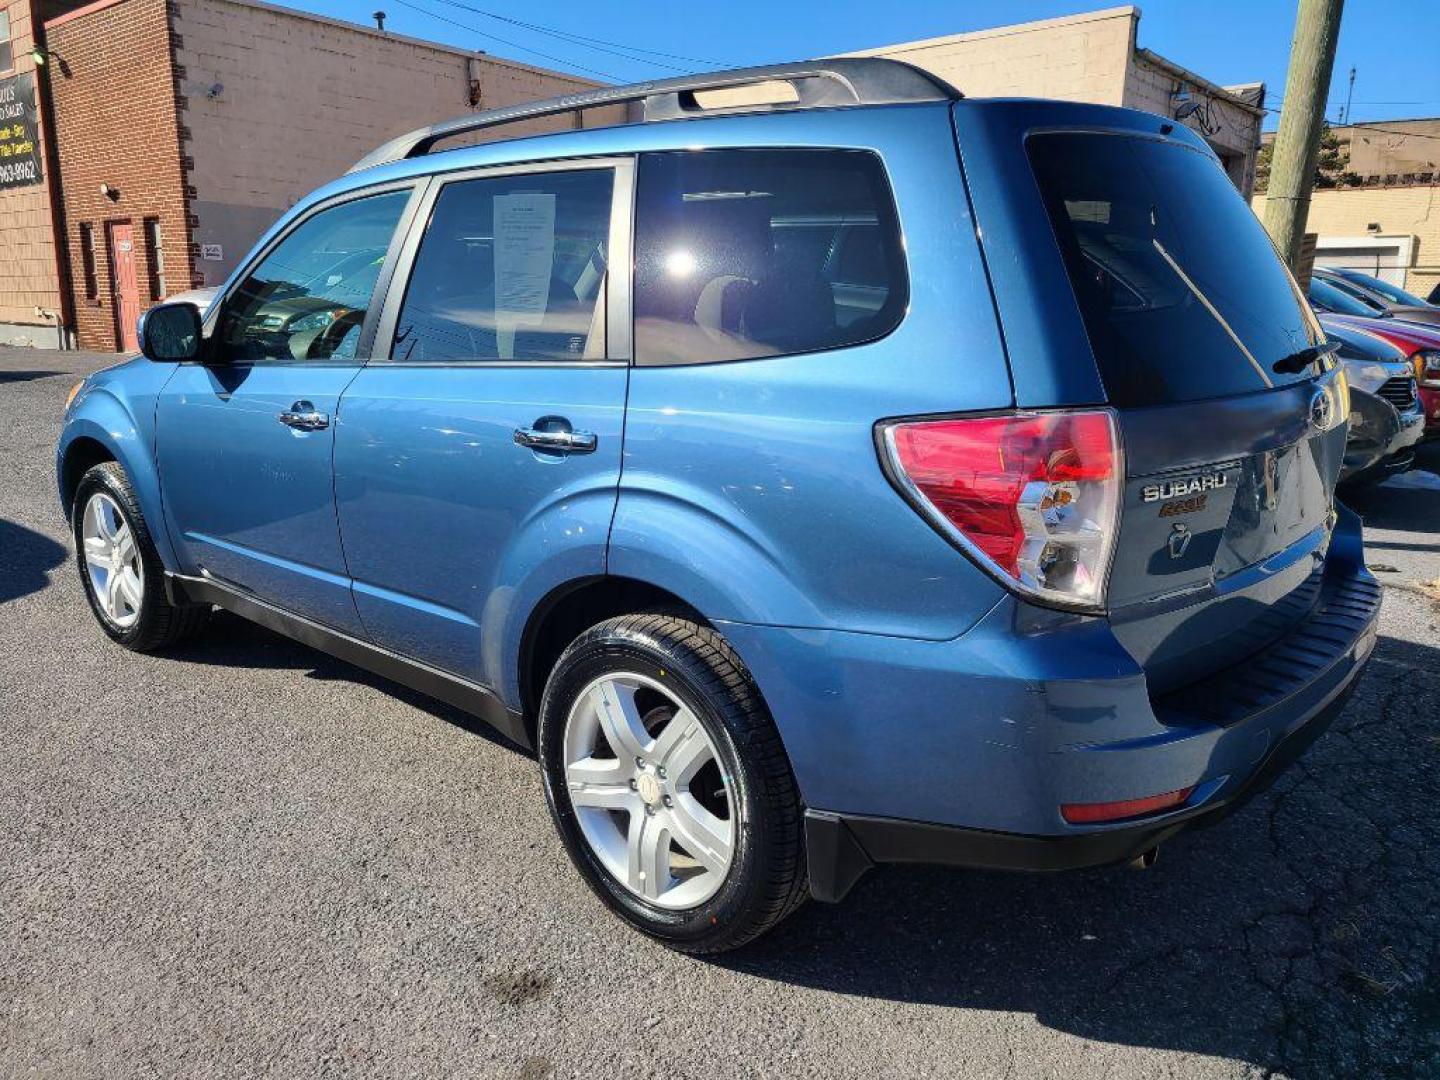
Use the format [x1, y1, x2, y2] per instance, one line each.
[0, 159, 40, 184]
[0, 73, 43, 191]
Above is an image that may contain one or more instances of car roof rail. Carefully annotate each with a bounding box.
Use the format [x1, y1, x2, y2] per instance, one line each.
[348, 58, 962, 173]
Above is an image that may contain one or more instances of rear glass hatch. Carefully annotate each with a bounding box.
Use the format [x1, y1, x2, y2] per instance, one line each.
[953, 102, 1348, 695]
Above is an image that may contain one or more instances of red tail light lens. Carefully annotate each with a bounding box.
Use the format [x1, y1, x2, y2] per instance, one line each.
[881, 410, 1122, 610]
[1060, 786, 1195, 824]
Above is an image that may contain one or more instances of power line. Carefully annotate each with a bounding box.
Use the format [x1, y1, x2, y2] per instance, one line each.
[391, 0, 623, 81]
[426, 0, 732, 68]
[1276, 114, 1440, 146]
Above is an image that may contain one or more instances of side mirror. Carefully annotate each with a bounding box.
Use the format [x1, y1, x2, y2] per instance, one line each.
[138, 302, 204, 362]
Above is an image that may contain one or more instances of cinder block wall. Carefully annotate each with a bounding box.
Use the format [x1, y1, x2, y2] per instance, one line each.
[174, 0, 599, 286]
[1123, 56, 1264, 195]
[845, 6, 1136, 105]
[48, 0, 191, 351]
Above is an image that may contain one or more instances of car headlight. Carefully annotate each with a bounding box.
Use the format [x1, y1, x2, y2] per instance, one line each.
[1416, 349, 1440, 389]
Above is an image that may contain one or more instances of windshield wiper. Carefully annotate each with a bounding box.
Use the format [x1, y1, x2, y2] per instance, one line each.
[1273, 340, 1340, 375]
[1152, 237, 1274, 389]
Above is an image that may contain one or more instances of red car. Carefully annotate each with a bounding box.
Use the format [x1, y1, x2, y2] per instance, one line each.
[1309, 277, 1440, 438]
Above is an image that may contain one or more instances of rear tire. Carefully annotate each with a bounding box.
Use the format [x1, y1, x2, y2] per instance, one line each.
[72, 461, 209, 652]
[538, 614, 807, 953]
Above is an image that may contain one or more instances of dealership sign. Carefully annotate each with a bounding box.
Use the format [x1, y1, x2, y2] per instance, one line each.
[0, 72, 43, 191]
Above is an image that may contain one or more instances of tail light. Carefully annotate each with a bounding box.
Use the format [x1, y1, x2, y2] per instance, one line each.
[879, 410, 1122, 611]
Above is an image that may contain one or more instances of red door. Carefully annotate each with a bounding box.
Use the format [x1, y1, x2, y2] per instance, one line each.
[108, 221, 140, 352]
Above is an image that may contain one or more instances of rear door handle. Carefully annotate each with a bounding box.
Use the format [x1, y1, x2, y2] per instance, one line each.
[514, 423, 597, 454]
[278, 400, 330, 431]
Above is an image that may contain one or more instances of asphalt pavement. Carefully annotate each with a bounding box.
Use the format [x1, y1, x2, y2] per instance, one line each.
[3, 348, 1438, 1078]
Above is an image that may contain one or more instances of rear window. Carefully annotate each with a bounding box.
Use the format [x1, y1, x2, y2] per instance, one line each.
[1027, 132, 1319, 407]
[633, 150, 907, 366]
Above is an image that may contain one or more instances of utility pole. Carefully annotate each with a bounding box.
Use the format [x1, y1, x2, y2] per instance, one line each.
[1340, 65, 1356, 125]
[1262, 0, 1345, 271]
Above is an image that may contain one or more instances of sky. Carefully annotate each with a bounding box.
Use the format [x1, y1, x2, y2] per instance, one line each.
[295, 0, 1440, 131]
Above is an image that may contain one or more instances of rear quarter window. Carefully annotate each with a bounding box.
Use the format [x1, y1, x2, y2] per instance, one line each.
[1027, 132, 1321, 407]
[633, 149, 907, 366]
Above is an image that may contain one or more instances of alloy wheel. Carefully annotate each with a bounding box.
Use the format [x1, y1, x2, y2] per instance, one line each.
[81, 491, 144, 629]
[562, 672, 735, 909]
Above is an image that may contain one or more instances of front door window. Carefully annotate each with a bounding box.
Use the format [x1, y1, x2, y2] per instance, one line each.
[218, 191, 409, 364]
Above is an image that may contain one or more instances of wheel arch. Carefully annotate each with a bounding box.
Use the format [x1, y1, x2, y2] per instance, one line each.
[58, 393, 180, 571]
[58, 435, 117, 520]
[517, 574, 711, 742]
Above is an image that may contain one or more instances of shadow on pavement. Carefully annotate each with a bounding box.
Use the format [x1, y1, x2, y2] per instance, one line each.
[1342, 443, 1440, 534]
[0, 369, 65, 384]
[0, 519, 68, 603]
[163, 610, 526, 753]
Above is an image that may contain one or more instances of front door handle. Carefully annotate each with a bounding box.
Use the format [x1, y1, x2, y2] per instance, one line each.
[514, 422, 598, 454]
[278, 400, 330, 431]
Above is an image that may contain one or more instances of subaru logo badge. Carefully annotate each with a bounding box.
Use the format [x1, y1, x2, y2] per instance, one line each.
[1167, 523, 1193, 560]
[1309, 388, 1333, 431]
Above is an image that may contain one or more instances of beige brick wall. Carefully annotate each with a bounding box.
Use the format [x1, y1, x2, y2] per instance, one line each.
[845, 6, 1137, 105]
[1251, 185, 1440, 301]
[174, 0, 600, 284]
[0, 0, 64, 342]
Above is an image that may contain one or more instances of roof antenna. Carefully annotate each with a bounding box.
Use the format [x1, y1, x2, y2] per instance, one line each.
[373, 10, 387, 32]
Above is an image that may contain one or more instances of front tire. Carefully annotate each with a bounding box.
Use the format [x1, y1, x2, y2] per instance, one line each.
[538, 614, 807, 953]
[72, 461, 208, 651]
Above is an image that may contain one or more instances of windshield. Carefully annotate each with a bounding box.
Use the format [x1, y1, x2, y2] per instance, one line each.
[1028, 132, 1321, 407]
[1309, 276, 1387, 318]
[1332, 268, 1430, 307]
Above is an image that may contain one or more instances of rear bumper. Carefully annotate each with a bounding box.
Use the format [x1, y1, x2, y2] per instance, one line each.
[805, 624, 1369, 901]
[719, 510, 1381, 904]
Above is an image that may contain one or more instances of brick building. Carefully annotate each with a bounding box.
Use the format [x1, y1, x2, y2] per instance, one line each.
[0, 0, 600, 349]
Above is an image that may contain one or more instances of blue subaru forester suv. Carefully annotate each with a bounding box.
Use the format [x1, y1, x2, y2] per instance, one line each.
[57, 60, 1380, 952]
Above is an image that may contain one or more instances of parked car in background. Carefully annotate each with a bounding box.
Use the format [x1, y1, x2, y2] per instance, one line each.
[1320, 316, 1424, 483]
[57, 59, 1379, 952]
[1328, 267, 1438, 311]
[163, 286, 219, 314]
[1309, 276, 1440, 439]
[1314, 267, 1440, 328]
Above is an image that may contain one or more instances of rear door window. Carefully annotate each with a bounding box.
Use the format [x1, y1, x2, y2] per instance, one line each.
[390, 168, 614, 362]
[633, 150, 907, 366]
[1027, 132, 1321, 406]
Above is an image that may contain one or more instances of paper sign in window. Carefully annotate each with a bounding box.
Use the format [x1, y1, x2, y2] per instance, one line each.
[494, 193, 557, 358]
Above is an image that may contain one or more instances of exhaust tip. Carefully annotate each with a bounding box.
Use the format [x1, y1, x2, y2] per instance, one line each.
[1128, 846, 1159, 870]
